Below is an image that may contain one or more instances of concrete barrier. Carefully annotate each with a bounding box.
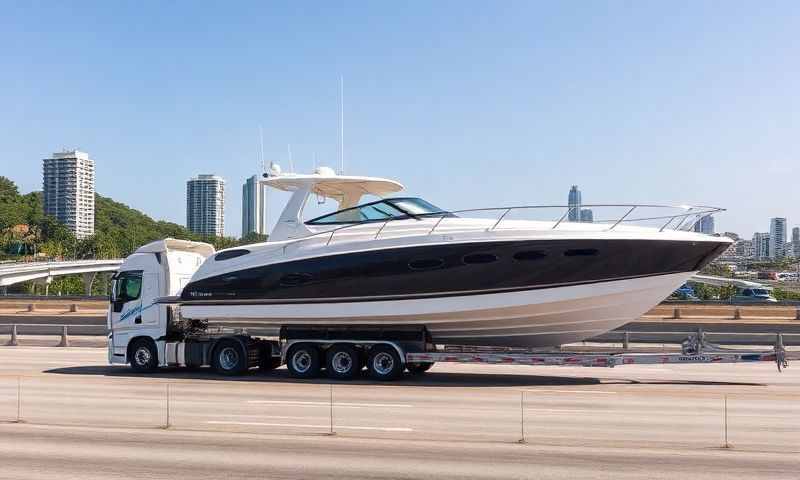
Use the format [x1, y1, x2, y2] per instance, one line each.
[57, 325, 69, 347]
[8, 324, 18, 346]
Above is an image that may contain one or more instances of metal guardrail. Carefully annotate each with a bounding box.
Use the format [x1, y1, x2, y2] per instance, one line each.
[661, 306, 800, 320]
[2, 321, 798, 350]
[589, 330, 800, 348]
[1, 323, 106, 346]
[0, 294, 109, 301]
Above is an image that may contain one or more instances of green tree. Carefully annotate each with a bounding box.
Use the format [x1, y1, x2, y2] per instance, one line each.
[240, 231, 268, 245]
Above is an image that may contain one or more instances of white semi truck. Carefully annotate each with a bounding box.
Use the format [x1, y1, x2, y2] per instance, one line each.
[108, 239, 790, 380]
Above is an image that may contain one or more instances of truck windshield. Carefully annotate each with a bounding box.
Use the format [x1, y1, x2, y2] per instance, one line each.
[114, 271, 143, 302]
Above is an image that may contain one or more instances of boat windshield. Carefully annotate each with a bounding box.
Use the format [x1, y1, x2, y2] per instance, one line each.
[306, 197, 448, 225]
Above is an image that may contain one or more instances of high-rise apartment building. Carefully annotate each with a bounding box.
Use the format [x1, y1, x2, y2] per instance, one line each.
[693, 216, 715, 235]
[42, 150, 95, 239]
[241, 175, 266, 236]
[769, 217, 787, 259]
[567, 185, 581, 222]
[186, 174, 225, 237]
[752, 232, 770, 259]
[735, 239, 752, 258]
[793, 227, 800, 258]
[579, 209, 593, 222]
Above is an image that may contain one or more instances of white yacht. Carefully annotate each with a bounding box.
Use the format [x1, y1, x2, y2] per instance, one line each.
[177, 167, 731, 348]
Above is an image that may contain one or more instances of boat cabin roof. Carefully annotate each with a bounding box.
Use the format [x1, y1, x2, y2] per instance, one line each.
[262, 173, 404, 201]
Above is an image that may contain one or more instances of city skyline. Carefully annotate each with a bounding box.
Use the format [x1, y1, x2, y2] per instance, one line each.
[3, 3, 799, 238]
[9, 160, 800, 243]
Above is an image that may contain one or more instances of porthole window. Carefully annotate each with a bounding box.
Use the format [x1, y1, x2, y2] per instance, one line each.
[564, 248, 599, 257]
[408, 258, 445, 271]
[215, 249, 250, 261]
[513, 250, 547, 261]
[462, 253, 498, 265]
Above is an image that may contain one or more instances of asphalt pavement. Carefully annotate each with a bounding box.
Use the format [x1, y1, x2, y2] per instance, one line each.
[0, 347, 798, 479]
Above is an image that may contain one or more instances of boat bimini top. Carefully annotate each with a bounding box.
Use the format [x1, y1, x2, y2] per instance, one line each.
[261, 166, 404, 242]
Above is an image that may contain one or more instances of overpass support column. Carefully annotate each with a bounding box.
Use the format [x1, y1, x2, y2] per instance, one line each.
[37, 277, 53, 296]
[82, 272, 98, 296]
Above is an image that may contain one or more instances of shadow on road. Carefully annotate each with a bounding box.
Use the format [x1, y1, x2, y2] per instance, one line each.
[43, 365, 764, 388]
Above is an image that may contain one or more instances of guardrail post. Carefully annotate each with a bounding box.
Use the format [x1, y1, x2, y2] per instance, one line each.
[796, 308, 800, 321]
[623, 332, 630, 351]
[58, 325, 69, 347]
[672, 308, 681, 319]
[27, 304, 35, 312]
[69, 303, 79, 313]
[733, 308, 741, 320]
[8, 324, 18, 346]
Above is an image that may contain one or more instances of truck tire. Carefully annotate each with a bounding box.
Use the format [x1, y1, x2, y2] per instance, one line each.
[129, 338, 158, 373]
[326, 344, 360, 380]
[211, 339, 248, 376]
[406, 362, 434, 374]
[286, 343, 321, 379]
[367, 344, 403, 381]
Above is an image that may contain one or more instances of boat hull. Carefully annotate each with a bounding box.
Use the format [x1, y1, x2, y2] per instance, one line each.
[180, 271, 693, 348]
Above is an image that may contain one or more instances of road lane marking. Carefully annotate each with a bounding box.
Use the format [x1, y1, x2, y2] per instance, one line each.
[524, 408, 595, 414]
[207, 420, 412, 432]
[200, 414, 318, 420]
[525, 390, 618, 394]
[246, 400, 413, 408]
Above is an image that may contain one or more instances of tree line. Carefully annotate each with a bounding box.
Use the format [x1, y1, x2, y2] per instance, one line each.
[1, 176, 266, 295]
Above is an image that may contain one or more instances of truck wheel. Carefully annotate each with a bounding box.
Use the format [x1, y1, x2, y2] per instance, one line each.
[406, 362, 434, 374]
[129, 339, 158, 373]
[326, 344, 360, 380]
[286, 343, 321, 379]
[212, 339, 248, 376]
[367, 344, 403, 381]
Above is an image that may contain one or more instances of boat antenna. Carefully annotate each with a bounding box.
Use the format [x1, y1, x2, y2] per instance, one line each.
[288, 143, 294, 173]
[259, 125, 265, 173]
[339, 74, 344, 175]
[259, 125, 268, 236]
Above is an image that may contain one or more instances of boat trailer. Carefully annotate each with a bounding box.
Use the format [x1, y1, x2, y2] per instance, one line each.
[407, 331, 792, 372]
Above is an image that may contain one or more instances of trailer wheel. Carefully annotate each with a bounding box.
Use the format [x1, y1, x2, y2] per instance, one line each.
[286, 343, 321, 378]
[406, 362, 434, 374]
[212, 339, 248, 376]
[129, 338, 158, 373]
[326, 344, 361, 380]
[367, 344, 403, 381]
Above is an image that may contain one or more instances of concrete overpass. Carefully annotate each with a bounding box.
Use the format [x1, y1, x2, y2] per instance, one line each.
[0, 260, 122, 295]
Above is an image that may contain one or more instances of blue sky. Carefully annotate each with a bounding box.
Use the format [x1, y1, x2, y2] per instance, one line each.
[2, 1, 798, 238]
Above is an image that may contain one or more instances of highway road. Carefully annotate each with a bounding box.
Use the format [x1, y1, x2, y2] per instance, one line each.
[0, 347, 798, 479]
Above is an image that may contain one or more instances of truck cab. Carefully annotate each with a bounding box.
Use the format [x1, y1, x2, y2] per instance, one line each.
[107, 239, 214, 368]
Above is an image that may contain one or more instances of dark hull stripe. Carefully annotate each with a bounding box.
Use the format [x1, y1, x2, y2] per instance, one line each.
[182, 238, 729, 304]
[178, 271, 689, 306]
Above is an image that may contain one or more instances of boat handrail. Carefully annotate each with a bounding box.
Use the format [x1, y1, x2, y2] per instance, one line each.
[279, 203, 725, 253]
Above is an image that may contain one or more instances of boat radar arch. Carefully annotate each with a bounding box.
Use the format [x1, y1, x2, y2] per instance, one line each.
[261, 166, 404, 242]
